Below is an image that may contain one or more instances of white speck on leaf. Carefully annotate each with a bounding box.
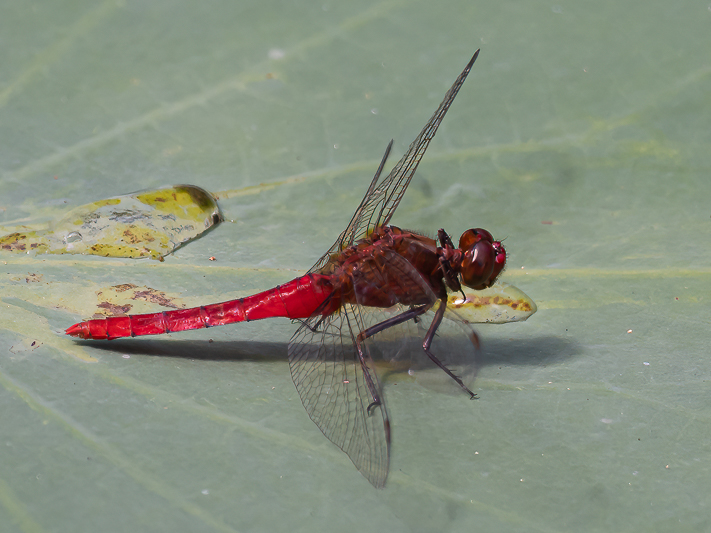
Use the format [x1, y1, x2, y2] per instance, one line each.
[268, 49, 285, 60]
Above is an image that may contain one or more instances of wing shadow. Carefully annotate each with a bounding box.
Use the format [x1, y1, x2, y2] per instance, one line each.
[475, 335, 582, 368]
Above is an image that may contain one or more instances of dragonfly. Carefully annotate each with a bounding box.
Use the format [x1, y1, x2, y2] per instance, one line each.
[68, 49, 523, 487]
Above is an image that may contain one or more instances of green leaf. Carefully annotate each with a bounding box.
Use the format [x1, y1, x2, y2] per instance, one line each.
[1, 0, 709, 531]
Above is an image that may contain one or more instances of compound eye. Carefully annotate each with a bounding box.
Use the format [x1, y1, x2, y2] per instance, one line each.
[459, 228, 494, 251]
[461, 240, 495, 288]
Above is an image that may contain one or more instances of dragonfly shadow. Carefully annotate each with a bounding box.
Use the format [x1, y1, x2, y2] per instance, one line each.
[476, 335, 581, 368]
[78, 334, 579, 368]
[374, 334, 580, 395]
[79, 338, 288, 362]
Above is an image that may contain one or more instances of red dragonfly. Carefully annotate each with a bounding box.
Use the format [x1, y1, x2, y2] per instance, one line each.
[68, 50, 509, 487]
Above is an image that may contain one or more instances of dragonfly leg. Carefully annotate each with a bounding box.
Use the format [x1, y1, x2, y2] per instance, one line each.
[437, 228, 454, 248]
[437, 229, 464, 295]
[423, 297, 478, 399]
[355, 304, 432, 414]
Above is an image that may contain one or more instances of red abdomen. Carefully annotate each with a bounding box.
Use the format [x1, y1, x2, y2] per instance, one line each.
[66, 274, 335, 340]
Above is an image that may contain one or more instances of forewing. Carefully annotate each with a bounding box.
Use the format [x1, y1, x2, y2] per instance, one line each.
[309, 50, 480, 273]
[288, 307, 391, 488]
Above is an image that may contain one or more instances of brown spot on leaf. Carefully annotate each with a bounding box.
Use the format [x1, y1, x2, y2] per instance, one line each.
[93, 302, 132, 317]
[132, 288, 180, 309]
[113, 283, 138, 292]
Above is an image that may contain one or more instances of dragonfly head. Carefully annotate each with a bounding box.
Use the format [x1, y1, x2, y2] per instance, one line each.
[458, 228, 506, 290]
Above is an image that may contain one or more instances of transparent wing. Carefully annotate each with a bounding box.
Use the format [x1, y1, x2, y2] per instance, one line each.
[352, 251, 481, 395]
[291, 247, 490, 486]
[367, 302, 482, 396]
[288, 304, 391, 488]
[308, 50, 480, 273]
[288, 250, 437, 487]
